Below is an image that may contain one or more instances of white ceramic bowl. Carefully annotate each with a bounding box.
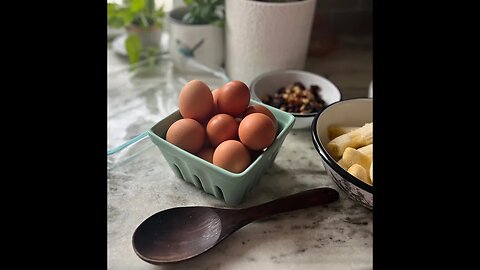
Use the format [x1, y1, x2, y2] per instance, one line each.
[311, 98, 373, 209]
[250, 69, 342, 129]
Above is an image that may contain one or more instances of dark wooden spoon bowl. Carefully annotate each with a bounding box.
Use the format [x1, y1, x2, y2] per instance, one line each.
[132, 187, 339, 264]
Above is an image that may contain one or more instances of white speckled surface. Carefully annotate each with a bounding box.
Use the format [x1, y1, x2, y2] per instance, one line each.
[225, 0, 317, 85]
[107, 42, 372, 269]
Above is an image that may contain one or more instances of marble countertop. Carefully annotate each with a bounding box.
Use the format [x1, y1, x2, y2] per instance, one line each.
[107, 43, 372, 270]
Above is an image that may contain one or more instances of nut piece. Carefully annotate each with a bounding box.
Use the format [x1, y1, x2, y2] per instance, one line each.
[261, 82, 326, 114]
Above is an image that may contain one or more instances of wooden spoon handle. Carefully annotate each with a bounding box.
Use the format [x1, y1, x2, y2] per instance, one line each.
[242, 187, 339, 221]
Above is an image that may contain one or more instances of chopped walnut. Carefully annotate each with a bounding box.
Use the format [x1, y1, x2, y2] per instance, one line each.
[261, 82, 326, 114]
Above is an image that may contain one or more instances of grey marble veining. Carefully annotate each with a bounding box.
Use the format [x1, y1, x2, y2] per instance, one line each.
[108, 129, 372, 270]
[108, 43, 372, 269]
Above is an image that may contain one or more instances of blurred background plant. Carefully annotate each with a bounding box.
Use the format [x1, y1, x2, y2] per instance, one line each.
[108, 0, 165, 64]
[181, 0, 224, 26]
[255, 0, 303, 2]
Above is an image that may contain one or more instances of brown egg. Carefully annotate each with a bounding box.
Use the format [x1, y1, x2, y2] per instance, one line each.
[217, 80, 250, 117]
[213, 140, 251, 173]
[243, 104, 277, 132]
[178, 80, 214, 122]
[166, 118, 205, 154]
[211, 88, 221, 114]
[196, 147, 215, 163]
[238, 113, 276, 151]
[201, 122, 212, 147]
[206, 114, 239, 147]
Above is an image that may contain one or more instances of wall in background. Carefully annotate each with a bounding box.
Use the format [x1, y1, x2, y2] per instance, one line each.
[309, 0, 372, 56]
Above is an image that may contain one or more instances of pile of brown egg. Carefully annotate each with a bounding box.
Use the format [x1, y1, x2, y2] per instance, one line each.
[166, 80, 278, 173]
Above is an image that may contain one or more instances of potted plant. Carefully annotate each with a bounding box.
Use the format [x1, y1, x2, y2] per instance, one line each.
[107, 0, 165, 64]
[168, 0, 225, 73]
[181, 0, 225, 26]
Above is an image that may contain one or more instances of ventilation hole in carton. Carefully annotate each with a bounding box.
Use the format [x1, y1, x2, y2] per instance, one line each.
[172, 164, 184, 180]
[214, 186, 224, 200]
[192, 175, 204, 190]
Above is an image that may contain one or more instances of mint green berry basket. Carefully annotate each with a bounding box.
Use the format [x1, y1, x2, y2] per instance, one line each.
[148, 100, 295, 205]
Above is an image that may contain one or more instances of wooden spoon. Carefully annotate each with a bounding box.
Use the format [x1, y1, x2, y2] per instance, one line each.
[132, 187, 339, 264]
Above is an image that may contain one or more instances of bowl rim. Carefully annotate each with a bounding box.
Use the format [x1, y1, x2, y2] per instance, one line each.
[310, 98, 374, 193]
[249, 69, 343, 117]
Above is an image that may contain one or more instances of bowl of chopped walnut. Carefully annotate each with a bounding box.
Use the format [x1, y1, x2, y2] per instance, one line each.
[250, 69, 342, 129]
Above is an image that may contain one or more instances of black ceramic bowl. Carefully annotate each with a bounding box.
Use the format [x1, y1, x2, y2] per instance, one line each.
[311, 98, 373, 209]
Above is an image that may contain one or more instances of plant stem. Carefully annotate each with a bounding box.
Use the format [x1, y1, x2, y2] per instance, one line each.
[140, 13, 149, 28]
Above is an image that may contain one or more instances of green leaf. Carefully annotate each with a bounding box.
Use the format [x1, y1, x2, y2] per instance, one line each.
[109, 0, 163, 29]
[182, 13, 193, 24]
[130, 0, 145, 13]
[125, 35, 142, 64]
[107, 3, 124, 27]
[182, 0, 224, 25]
[118, 8, 134, 26]
[146, 0, 155, 14]
[144, 46, 159, 66]
[107, 3, 118, 15]
[156, 8, 164, 18]
[108, 17, 125, 28]
[138, 13, 149, 27]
